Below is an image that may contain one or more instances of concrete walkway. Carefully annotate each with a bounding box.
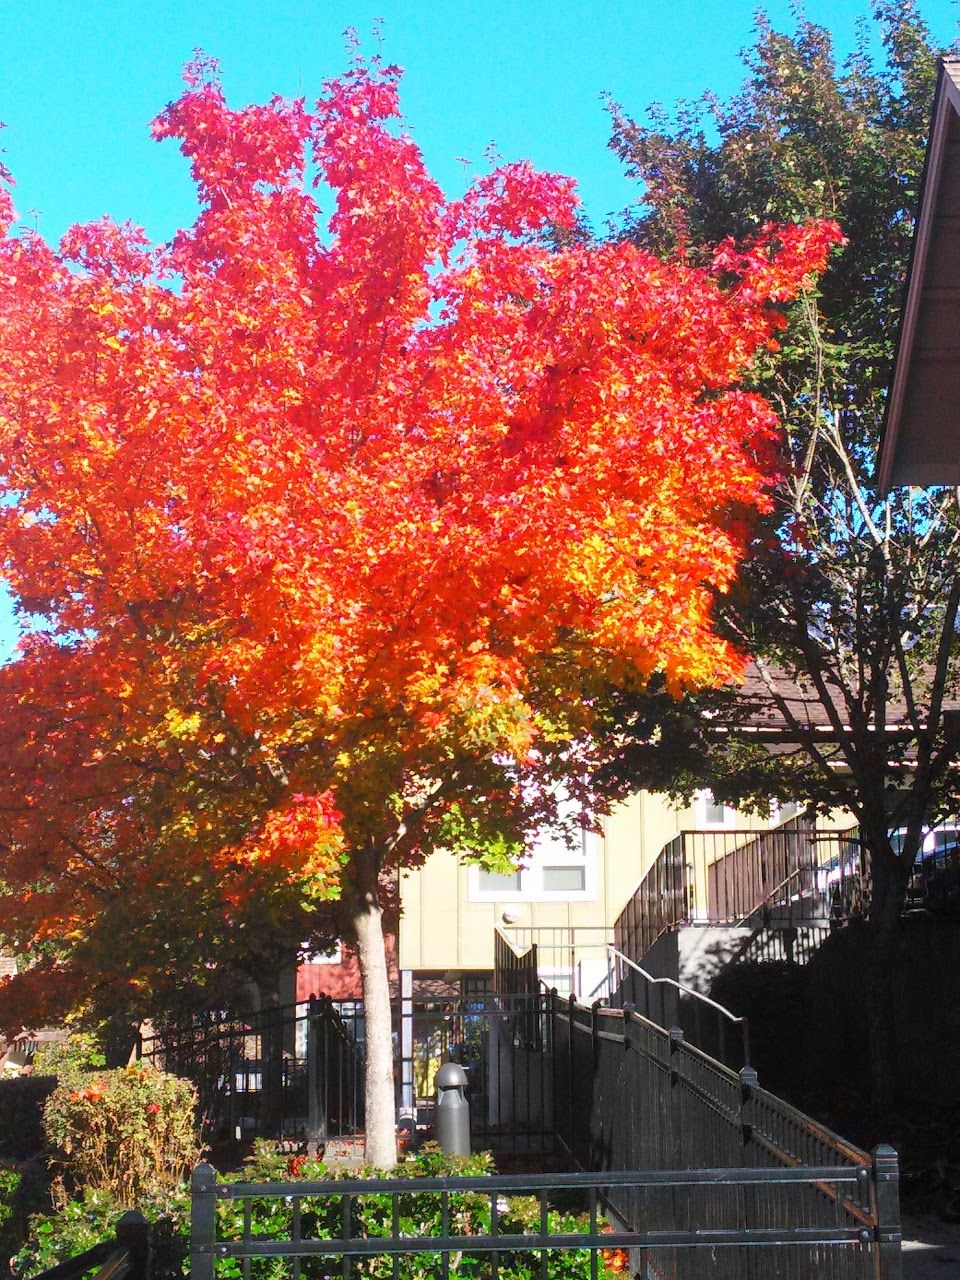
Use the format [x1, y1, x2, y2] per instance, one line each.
[901, 1214, 960, 1278]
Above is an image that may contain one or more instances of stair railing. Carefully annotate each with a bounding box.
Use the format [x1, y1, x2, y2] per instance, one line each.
[588, 944, 751, 1068]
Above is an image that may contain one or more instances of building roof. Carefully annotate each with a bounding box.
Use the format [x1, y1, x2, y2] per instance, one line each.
[879, 59, 960, 490]
[726, 663, 956, 743]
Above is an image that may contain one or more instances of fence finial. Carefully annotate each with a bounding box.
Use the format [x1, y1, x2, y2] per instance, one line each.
[115, 1210, 149, 1280]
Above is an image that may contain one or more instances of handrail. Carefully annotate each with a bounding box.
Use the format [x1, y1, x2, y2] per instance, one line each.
[613, 818, 866, 969]
[32, 1242, 116, 1280]
[30, 1212, 148, 1280]
[589, 944, 751, 1067]
[493, 925, 529, 959]
[735, 830, 866, 927]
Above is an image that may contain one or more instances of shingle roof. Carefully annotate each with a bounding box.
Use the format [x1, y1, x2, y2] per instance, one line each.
[725, 663, 955, 740]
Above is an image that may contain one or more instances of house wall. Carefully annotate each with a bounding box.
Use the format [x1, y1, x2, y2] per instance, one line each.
[397, 791, 849, 980]
[296, 933, 399, 1003]
[398, 791, 700, 974]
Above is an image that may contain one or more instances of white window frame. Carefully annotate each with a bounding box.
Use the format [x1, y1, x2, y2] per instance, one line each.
[302, 942, 343, 965]
[469, 825, 595, 902]
[694, 790, 738, 830]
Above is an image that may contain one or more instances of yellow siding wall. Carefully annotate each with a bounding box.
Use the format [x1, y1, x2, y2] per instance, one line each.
[398, 792, 700, 972]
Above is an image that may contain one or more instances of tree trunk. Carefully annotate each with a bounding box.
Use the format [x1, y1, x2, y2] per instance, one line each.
[350, 847, 398, 1168]
[864, 851, 909, 1120]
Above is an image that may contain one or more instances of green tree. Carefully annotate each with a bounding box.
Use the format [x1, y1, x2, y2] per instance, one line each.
[601, 3, 960, 1107]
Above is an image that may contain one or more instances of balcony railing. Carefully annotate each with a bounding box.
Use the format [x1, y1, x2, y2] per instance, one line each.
[614, 817, 865, 965]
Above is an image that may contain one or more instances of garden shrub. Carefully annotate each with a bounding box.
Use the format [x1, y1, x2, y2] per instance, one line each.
[43, 1064, 200, 1205]
[13, 1143, 625, 1279]
[215, 1143, 625, 1279]
[0, 1157, 55, 1274]
[0, 1079, 56, 1159]
[0, 1164, 21, 1267]
[11, 1186, 190, 1280]
[32, 1033, 106, 1087]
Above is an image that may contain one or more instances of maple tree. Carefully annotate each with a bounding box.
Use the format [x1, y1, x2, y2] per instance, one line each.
[0, 53, 837, 1164]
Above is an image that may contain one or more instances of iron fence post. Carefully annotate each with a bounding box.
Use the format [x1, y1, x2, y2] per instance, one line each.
[668, 1026, 685, 1186]
[621, 1004, 636, 1172]
[190, 1162, 217, 1280]
[115, 1210, 149, 1280]
[547, 988, 560, 1151]
[306, 994, 323, 1155]
[871, 1144, 903, 1280]
[567, 993, 576, 1154]
[590, 1000, 602, 1170]
[738, 1065, 758, 1149]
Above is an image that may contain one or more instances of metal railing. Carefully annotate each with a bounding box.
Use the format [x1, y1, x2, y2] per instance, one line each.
[140, 995, 363, 1147]
[184, 992, 901, 1280]
[493, 927, 540, 999]
[188, 1158, 900, 1280]
[588, 945, 751, 1069]
[549, 993, 902, 1279]
[613, 820, 865, 965]
[144, 990, 555, 1157]
[30, 1212, 148, 1280]
[496, 924, 612, 997]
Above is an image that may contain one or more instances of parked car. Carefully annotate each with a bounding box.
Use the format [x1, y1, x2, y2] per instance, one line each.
[900, 825, 960, 907]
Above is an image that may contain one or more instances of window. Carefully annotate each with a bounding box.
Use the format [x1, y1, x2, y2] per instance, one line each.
[477, 869, 523, 893]
[542, 865, 586, 893]
[470, 816, 594, 901]
[702, 797, 727, 826]
[695, 790, 736, 829]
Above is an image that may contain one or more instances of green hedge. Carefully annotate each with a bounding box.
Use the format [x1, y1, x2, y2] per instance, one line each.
[12, 1145, 626, 1280]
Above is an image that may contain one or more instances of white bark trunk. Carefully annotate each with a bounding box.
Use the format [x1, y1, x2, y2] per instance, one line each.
[351, 851, 398, 1168]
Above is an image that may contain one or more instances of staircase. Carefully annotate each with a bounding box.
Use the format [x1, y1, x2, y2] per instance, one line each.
[612, 814, 866, 984]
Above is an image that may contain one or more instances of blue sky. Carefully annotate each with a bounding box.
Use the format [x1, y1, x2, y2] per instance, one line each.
[2, 0, 959, 657]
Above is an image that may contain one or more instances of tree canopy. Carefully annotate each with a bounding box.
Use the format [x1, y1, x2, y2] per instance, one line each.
[0, 52, 835, 1160]
[601, 1, 960, 927]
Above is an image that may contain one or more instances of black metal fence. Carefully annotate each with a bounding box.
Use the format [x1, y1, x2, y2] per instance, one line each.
[142, 993, 554, 1159]
[140, 996, 363, 1148]
[549, 993, 901, 1279]
[189, 1158, 901, 1280]
[147, 986, 900, 1277]
[392, 993, 554, 1156]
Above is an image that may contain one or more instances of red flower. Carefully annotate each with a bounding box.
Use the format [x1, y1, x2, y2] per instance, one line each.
[601, 1246, 629, 1273]
[146, 1102, 161, 1115]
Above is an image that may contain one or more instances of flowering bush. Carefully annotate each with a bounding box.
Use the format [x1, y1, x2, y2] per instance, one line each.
[42, 1065, 200, 1205]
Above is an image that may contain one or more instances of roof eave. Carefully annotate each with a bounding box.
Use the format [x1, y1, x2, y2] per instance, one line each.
[879, 60, 960, 492]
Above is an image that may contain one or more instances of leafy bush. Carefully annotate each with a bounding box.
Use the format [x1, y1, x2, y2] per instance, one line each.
[13, 1144, 624, 1280]
[215, 1144, 624, 1279]
[32, 1033, 106, 1087]
[0, 1165, 21, 1266]
[43, 1065, 200, 1204]
[0, 1079, 56, 1159]
[11, 1186, 189, 1280]
[0, 1158, 55, 1273]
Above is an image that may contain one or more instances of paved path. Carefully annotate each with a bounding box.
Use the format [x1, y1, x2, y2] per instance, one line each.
[901, 1214, 960, 1278]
